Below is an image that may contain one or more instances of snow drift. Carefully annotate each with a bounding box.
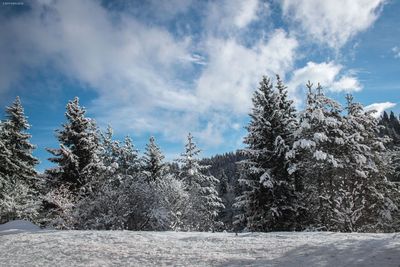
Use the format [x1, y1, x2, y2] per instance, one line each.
[0, 220, 41, 235]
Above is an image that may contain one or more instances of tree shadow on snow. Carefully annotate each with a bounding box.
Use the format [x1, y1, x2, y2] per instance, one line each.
[217, 237, 400, 267]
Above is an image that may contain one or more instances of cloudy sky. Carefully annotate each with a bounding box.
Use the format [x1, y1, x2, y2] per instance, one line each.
[0, 0, 399, 170]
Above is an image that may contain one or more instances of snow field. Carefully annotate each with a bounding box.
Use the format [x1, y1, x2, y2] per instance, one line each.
[1, 229, 399, 267]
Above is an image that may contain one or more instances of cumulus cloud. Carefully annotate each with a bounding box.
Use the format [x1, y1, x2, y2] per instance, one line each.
[287, 61, 362, 104]
[195, 29, 298, 114]
[281, 0, 386, 49]
[365, 102, 397, 118]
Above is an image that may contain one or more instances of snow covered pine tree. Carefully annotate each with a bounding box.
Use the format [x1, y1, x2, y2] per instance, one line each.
[45, 97, 101, 193]
[235, 76, 298, 232]
[286, 83, 398, 232]
[142, 136, 168, 183]
[73, 126, 142, 230]
[337, 95, 398, 232]
[178, 133, 224, 231]
[0, 97, 40, 223]
[44, 97, 102, 228]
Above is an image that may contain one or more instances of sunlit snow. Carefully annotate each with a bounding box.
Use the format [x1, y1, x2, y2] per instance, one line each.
[1, 221, 399, 267]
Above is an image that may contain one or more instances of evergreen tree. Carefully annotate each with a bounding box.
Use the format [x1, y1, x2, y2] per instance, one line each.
[1, 97, 39, 185]
[286, 82, 345, 230]
[392, 147, 400, 183]
[336, 95, 397, 231]
[45, 97, 100, 193]
[389, 111, 400, 134]
[73, 127, 144, 230]
[178, 133, 224, 231]
[287, 85, 398, 232]
[142, 136, 168, 183]
[378, 111, 400, 149]
[0, 120, 14, 182]
[76, 131, 187, 231]
[0, 97, 40, 223]
[99, 126, 141, 185]
[235, 76, 298, 232]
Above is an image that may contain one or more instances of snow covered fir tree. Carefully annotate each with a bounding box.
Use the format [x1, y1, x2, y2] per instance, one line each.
[0, 75, 400, 232]
[45, 97, 101, 194]
[142, 136, 168, 183]
[234, 76, 298, 232]
[177, 133, 224, 231]
[0, 97, 40, 224]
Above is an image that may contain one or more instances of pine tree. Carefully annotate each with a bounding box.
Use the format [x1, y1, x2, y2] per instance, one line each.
[1, 97, 39, 185]
[286, 82, 345, 230]
[379, 111, 400, 149]
[235, 76, 298, 232]
[0, 120, 15, 182]
[142, 136, 168, 183]
[0, 97, 40, 223]
[336, 95, 398, 231]
[45, 97, 100, 193]
[99, 126, 141, 185]
[73, 127, 144, 230]
[178, 133, 224, 231]
[392, 147, 400, 183]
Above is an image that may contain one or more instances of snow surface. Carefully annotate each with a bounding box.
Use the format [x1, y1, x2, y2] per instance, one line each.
[1, 225, 399, 267]
[0, 220, 41, 235]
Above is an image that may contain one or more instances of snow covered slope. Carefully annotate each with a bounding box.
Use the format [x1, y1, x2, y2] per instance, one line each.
[0, 230, 399, 266]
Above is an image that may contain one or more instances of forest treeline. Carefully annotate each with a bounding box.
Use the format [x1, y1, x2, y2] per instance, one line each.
[1, 75, 400, 232]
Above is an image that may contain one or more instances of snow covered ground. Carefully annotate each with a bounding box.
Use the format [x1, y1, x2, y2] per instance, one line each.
[1, 221, 399, 266]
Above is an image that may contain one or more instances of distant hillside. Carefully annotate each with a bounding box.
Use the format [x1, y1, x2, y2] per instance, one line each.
[201, 151, 246, 230]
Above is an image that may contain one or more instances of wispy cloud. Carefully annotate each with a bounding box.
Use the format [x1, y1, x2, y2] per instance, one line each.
[365, 102, 397, 118]
[392, 46, 400, 58]
[0, 0, 388, 150]
[280, 0, 386, 49]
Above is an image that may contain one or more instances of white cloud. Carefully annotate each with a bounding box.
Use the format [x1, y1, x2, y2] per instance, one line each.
[232, 0, 260, 28]
[205, 0, 264, 34]
[392, 46, 400, 58]
[365, 102, 396, 118]
[3, 0, 384, 152]
[0, 0, 198, 135]
[287, 61, 362, 103]
[281, 0, 386, 49]
[196, 29, 298, 114]
[0, 0, 291, 148]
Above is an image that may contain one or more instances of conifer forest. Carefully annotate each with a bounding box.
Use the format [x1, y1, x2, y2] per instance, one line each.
[1, 76, 400, 233]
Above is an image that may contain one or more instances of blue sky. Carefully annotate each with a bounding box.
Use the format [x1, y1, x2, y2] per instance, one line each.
[0, 0, 399, 171]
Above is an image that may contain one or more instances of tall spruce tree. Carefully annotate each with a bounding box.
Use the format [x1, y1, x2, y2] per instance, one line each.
[46, 97, 100, 193]
[0, 120, 14, 181]
[178, 133, 224, 231]
[2, 97, 39, 184]
[286, 82, 345, 230]
[235, 76, 298, 231]
[0, 97, 40, 223]
[142, 136, 168, 183]
[337, 95, 397, 231]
